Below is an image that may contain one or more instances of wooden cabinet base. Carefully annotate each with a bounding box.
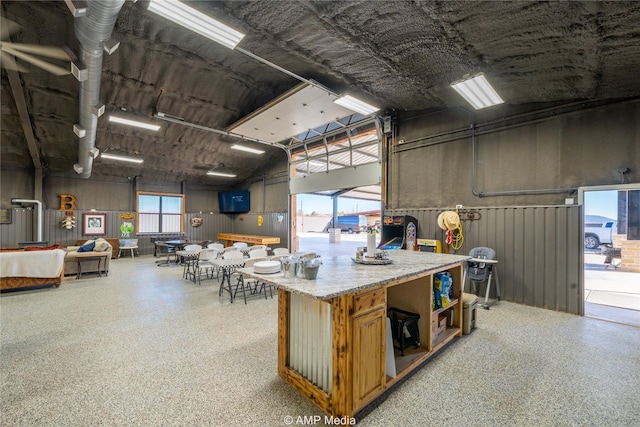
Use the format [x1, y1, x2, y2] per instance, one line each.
[277, 261, 464, 418]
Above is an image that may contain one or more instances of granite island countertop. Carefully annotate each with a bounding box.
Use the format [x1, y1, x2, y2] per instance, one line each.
[237, 250, 470, 300]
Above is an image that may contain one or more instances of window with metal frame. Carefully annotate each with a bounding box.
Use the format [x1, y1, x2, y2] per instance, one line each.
[136, 191, 184, 234]
[290, 117, 380, 176]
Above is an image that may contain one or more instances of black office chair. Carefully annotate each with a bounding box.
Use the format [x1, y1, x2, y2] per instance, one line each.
[465, 247, 501, 309]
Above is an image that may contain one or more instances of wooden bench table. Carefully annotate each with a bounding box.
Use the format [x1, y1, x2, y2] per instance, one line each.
[217, 233, 280, 247]
[76, 252, 109, 279]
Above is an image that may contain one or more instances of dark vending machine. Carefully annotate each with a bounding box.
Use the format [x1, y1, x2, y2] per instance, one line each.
[378, 215, 418, 250]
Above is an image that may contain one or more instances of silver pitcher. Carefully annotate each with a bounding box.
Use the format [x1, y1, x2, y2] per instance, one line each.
[281, 256, 297, 278]
[296, 258, 306, 278]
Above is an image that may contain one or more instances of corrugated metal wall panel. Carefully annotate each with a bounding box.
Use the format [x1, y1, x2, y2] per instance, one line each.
[513, 209, 525, 304]
[567, 209, 582, 314]
[49, 210, 77, 245]
[555, 210, 569, 312]
[233, 213, 289, 248]
[543, 210, 557, 310]
[3, 210, 287, 255]
[184, 213, 234, 245]
[523, 209, 535, 306]
[390, 206, 582, 314]
[0, 208, 33, 247]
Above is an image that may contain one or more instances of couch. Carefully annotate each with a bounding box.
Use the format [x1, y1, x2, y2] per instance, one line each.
[0, 247, 66, 290]
[76, 238, 119, 259]
[65, 238, 113, 276]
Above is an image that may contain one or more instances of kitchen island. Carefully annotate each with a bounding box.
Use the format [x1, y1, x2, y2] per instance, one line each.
[238, 250, 470, 418]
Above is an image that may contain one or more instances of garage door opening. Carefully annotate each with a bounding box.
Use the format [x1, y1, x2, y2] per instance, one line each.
[581, 186, 640, 327]
[296, 192, 381, 257]
[287, 115, 384, 254]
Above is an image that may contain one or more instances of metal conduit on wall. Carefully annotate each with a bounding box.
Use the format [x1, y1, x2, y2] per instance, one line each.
[393, 98, 638, 199]
[396, 98, 638, 149]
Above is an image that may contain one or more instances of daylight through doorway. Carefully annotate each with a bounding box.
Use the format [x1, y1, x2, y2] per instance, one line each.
[580, 185, 640, 327]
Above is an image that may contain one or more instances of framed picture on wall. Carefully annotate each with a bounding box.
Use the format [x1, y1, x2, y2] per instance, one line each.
[83, 213, 106, 236]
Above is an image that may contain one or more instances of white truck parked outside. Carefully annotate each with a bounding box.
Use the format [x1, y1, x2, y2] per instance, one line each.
[584, 215, 617, 250]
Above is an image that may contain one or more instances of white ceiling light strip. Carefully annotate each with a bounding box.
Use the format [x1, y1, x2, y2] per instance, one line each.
[207, 171, 237, 177]
[333, 95, 379, 116]
[149, 1, 380, 118]
[148, 0, 245, 49]
[101, 153, 144, 164]
[109, 115, 160, 131]
[450, 73, 504, 110]
[231, 144, 265, 155]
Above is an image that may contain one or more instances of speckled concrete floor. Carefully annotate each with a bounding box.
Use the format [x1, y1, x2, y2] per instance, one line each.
[1, 255, 639, 426]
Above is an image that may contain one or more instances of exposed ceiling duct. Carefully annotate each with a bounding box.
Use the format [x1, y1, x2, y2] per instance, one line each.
[72, 0, 125, 178]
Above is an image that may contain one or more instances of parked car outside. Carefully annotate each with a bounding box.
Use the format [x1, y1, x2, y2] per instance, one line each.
[323, 215, 367, 234]
[584, 215, 617, 249]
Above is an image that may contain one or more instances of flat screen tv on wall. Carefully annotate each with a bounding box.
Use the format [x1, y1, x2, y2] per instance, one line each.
[218, 190, 250, 214]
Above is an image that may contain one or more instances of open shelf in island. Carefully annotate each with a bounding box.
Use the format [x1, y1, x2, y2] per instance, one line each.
[238, 251, 469, 419]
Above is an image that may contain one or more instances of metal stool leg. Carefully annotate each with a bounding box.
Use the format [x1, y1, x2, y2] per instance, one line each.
[494, 266, 501, 301]
[482, 271, 493, 309]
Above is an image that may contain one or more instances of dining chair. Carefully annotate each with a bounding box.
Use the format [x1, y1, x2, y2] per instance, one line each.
[254, 261, 276, 300]
[223, 251, 244, 260]
[249, 249, 268, 259]
[272, 247, 290, 256]
[232, 257, 266, 304]
[195, 249, 218, 285]
[218, 250, 244, 281]
[232, 242, 249, 250]
[207, 242, 224, 251]
[181, 244, 203, 279]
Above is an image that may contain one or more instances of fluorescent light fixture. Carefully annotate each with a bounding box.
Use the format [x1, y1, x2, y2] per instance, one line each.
[207, 171, 237, 178]
[109, 115, 161, 131]
[231, 144, 265, 155]
[148, 0, 245, 49]
[450, 73, 504, 110]
[308, 160, 325, 167]
[101, 153, 144, 164]
[333, 95, 379, 116]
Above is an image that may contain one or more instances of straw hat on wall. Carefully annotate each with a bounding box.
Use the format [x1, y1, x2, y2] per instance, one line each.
[437, 211, 461, 231]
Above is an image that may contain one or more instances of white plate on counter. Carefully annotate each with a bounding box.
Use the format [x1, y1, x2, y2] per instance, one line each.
[253, 261, 281, 274]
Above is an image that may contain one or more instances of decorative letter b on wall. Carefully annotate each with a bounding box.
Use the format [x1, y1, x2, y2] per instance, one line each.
[59, 194, 77, 211]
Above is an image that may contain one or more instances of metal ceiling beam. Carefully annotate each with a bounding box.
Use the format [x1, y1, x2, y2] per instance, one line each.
[6, 64, 44, 200]
[5, 65, 42, 171]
